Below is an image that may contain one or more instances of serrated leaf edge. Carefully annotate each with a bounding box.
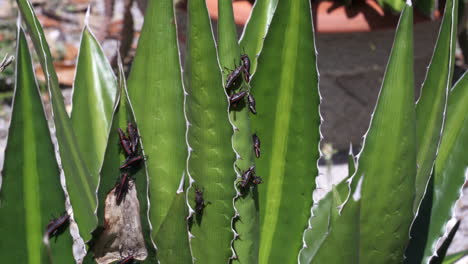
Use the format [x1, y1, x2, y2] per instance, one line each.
[16, 10, 90, 261]
[238, 0, 279, 77]
[413, 0, 456, 215]
[117, 55, 160, 262]
[297, 0, 324, 261]
[427, 168, 468, 263]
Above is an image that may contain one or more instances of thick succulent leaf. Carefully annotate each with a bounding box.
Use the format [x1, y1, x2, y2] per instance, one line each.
[185, 0, 236, 263]
[377, 0, 406, 12]
[299, 144, 358, 264]
[116, 61, 157, 263]
[406, 0, 460, 260]
[299, 179, 352, 263]
[71, 26, 118, 181]
[239, 0, 278, 74]
[309, 184, 360, 264]
[298, 192, 333, 264]
[16, 0, 97, 241]
[442, 250, 468, 264]
[218, 0, 240, 68]
[126, 0, 191, 260]
[250, 0, 320, 262]
[154, 193, 190, 263]
[0, 29, 73, 263]
[406, 76, 468, 263]
[356, 4, 416, 263]
[217, 1, 259, 263]
[419, 71, 468, 263]
[414, 0, 458, 212]
[90, 60, 157, 263]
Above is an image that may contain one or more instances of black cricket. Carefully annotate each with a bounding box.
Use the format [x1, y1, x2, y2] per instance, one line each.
[45, 213, 70, 241]
[240, 54, 251, 83]
[118, 123, 144, 170]
[237, 165, 263, 190]
[194, 187, 207, 214]
[225, 64, 244, 90]
[252, 133, 261, 158]
[115, 173, 131, 205]
[127, 123, 139, 153]
[247, 94, 257, 114]
[229, 91, 248, 107]
[120, 155, 144, 170]
[225, 54, 252, 89]
[118, 128, 132, 156]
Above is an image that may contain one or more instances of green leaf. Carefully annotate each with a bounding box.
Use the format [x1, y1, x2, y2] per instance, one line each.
[218, 0, 240, 68]
[299, 179, 355, 264]
[239, 0, 278, 75]
[300, 144, 358, 264]
[406, 0, 460, 261]
[153, 193, 190, 263]
[442, 249, 468, 264]
[406, 76, 468, 262]
[126, 0, 191, 260]
[250, 0, 320, 262]
[0, 29, 73, 263]
[377, 0, 406, 12]
[90, 58, 157, 263]
[414, 0, 458, 212]
[309, 183, 360, 264]
[418, 70, 468, 263]
[117, 62, 158, 264]
[217, 1, 259, 263]
[299, 192, 334, 264]
[185, 0, 237, 263]
[71, 25, 118, 181]
[16, 0, 97, 241]
[356, 4, 416, 263]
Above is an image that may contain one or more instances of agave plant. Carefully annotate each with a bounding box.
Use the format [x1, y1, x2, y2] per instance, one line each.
[0, 0, 467, 263]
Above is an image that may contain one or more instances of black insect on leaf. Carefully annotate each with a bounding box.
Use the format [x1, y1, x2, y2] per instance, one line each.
[45, 213, 70, 241]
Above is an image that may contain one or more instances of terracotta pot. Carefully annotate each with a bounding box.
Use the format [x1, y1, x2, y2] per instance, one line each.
[205, 0, 440, 33]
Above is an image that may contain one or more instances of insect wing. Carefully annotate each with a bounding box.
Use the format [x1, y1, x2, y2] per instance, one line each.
[225, 65, 243, 90]
[116, 174, 131, 205]
[46, 214, 70, 239]
[240, 54, 251, 74]
[247, 94, 257, 114]
[252, 134, 261, 158]
[127, 123, 140, 153]
[118, 128, 133, 156]
[119, 155, 144, 169]
[229, 91, 248, 104]
[252, 176, 263, 185]
[194, 188, 206, 213]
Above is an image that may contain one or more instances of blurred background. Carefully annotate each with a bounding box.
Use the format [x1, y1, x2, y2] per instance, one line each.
[0, 0, 467, 259]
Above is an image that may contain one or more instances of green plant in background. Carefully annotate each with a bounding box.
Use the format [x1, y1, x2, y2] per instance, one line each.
[347, 0, 437, 18]
[0, 0, 467, 263]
